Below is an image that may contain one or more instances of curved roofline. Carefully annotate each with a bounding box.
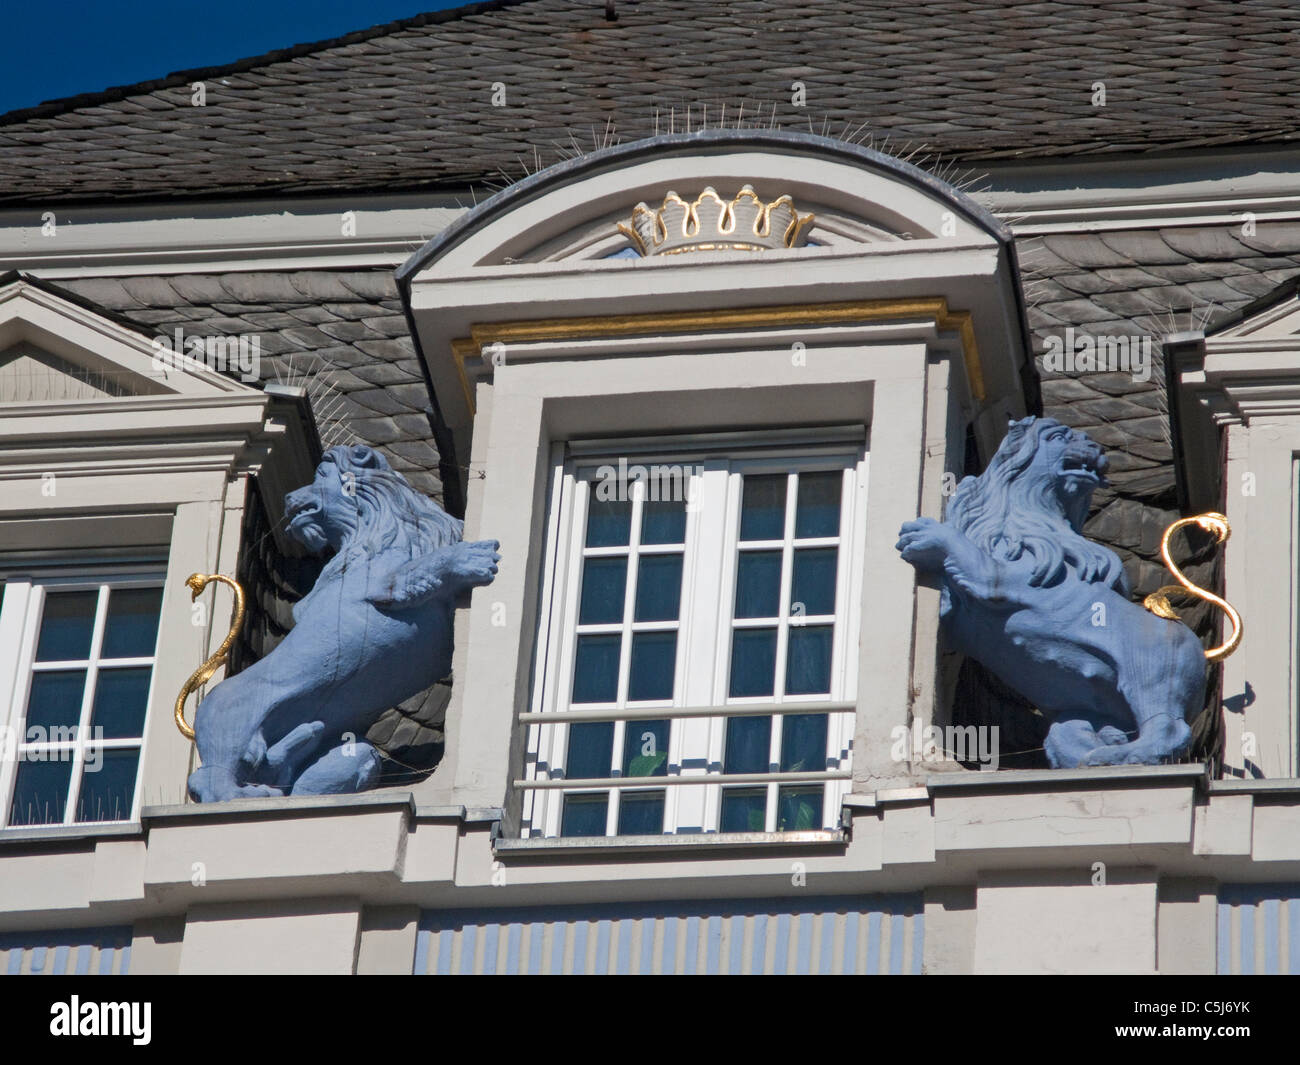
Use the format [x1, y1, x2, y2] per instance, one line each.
[395, 128, 1015, 284]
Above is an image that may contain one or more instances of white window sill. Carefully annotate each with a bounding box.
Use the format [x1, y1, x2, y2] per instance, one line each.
[0, 821, 141, 846]
[496, 828, 847, 857]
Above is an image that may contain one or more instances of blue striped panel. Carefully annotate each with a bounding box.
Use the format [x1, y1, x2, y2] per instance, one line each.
[705, 915, 722, 975]
[482, 922, 499, 975]
[0, 926, 131, 976]
[1218, 884, 1300, 975]
[842, 909, 859, 974]
[818, 912, 835, 974]
[728, 914, 746, 974]
[414, 895, 923, 974]
[751, 913, 767, 974]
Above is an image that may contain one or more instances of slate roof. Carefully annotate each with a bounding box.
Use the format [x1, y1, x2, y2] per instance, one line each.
[1024, 219, 1300, 610]
[3, 0, 1300, 205]
[53, 270, 446, 500]
[41, 216, 1300, 606]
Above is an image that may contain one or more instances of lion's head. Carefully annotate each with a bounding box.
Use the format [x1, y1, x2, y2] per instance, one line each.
[284, 444, 462, 567]
[945, 417, 1126, 590]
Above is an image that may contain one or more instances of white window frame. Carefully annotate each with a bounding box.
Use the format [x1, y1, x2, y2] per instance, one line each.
[521, 429, 868, 838]
[0, 569, 164, 829]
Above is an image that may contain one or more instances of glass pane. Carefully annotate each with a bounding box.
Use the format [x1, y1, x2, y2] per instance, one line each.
[642, 497, 686, 544]
[780, 713, 829, 772]
[739, 474, 786, 541]
[724, 715, 772, 774]
[25, 670, 86, 733]
[572, 635, 621, 703]
[90, 667, 152, 739]
[628, 632, 675, 701]
[791, 548, 837, 616]
[617, 791, 665, 834]
[622, 719, 669, 777]
[565, 721, 614, 779]
[585, 493, 632, 548]
[8, 758, 72, 826]
[100, 587, 162, 659]
[35, 590, 97, 661]
[776, 786, 823, 831]
[786, 626, 833, 696]
[734, 551, 782, 619]
[634, 554, 682, 622]
[75, 748, 140, 823]
[720, 788, 767, 832]
[579, 557, 627, 625]
[561, 793, 608, 837]
[729, 628, 777, 697]
[795, 471, 842, 538]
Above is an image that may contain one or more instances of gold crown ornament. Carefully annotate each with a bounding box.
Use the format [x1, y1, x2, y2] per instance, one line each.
[619, 185, 815, 256]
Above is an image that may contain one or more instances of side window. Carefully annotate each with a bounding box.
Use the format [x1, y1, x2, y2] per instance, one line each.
[0, 575, 163, 828]
[523, 441, 866, 839]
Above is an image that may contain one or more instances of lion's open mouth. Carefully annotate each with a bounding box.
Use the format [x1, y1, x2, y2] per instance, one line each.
[1059, 447, 1108, 485]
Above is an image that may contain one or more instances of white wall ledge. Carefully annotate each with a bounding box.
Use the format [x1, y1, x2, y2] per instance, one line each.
[926, 763, 1208, 793]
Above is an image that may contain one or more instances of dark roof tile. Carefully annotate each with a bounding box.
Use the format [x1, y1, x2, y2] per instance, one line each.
[5, 0, 1300, 205]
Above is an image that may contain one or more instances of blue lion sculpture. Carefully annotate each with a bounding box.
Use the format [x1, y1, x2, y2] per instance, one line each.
[896, 417, 1206, 768]
[187, 444, 499, 802]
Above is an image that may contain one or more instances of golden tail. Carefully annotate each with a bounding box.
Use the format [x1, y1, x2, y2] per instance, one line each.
[1142, 512, 1242, 662]
[174, 573, 246, 741]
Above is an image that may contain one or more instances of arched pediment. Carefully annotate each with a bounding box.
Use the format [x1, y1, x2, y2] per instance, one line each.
[401, 129, 1008, 274]
[397, 131, 1033, 497]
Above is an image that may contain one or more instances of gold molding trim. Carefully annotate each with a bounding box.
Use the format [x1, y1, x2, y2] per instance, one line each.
[448, 297, 987, 416]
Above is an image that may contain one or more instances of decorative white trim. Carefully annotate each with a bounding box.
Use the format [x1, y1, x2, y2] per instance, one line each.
[0, 192, 466, 277]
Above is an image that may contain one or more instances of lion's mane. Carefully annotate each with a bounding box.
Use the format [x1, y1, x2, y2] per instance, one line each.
[294, 444, 463, 612]
[944, 418, 1127, 591]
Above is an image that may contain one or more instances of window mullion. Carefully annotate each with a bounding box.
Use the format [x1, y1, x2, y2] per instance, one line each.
[64, 584, 110, 824]
[773, 471, 798, 702]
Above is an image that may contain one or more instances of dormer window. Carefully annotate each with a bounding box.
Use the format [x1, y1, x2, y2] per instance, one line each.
[0, 573, 162, 826]
[521, 435, 866, 838]
[397, 130, 1036, 831]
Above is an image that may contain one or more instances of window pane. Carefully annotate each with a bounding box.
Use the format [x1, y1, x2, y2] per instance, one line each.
[795, 471, 842, 538]
[720, 788, 767, 832]
[9, 758, 72, 826]
[734, 551, 781, 619]
[776, 786, 823, 831]
[791, 548, 837, 616]
[634, 554, 683, 622]
[579, 557, 627, 625]
[780, 713, 829, 772]
[565, 721, 614, 779]
[572, 635, 620, 703]
[739, 474, 786, 541]
[642, 498, 686, 545]
[75, 748, 140, 823]
[561, 793, 608, 837]
[724, 715, 772, 774]
[90, 667, 152, 739]
[622, 719, 669, 777]
[100, 587, 162, 659]
[729, 628, 777, 697]
[617, 791, 665, 835]
[25, 670, 86, 733]
[585, 494, 632, 547]
[628, 632, 675, 701]
[786, 626, 833, 696]
[35, 590, 97, 661]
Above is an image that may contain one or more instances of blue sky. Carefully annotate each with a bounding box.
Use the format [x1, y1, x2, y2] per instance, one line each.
[0, 0, 471, 115]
